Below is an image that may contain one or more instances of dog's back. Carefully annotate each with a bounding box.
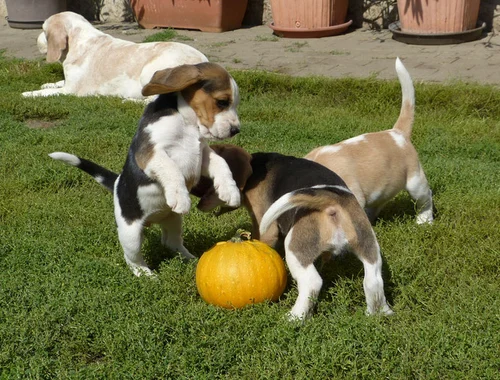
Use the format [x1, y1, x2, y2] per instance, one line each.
[305, 58, 433, 224]
[244, 153, 349, 233]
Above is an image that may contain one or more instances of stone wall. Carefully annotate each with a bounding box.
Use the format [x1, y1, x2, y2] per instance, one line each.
[1, 0, 498, 31]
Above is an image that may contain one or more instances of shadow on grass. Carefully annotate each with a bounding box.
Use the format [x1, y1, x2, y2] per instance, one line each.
[316, 250, 396, 310]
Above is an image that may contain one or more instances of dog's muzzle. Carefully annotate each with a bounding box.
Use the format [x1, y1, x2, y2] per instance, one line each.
[230, 126, 240, 137]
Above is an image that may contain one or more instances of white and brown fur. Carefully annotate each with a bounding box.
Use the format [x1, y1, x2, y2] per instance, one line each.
[50, 62, 241, 276]
[22, 11, 208, 100]
[306, 58, 433, 224]
[192, 145, 393, 320]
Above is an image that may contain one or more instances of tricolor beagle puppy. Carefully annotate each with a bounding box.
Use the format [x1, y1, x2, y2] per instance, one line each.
[305, 58, 433, 224]
[192, 145, 393, 321]
[22, 11, 208, 100]
[50, 62, 241, 276]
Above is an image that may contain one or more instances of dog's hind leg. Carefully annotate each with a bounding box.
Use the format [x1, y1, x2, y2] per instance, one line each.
[351, 240, 393, 316]
[116, 219, 152, 276]
[284, 228, 323, 321]
[159, 213, 195, 260]
[406, 168, 433, 224]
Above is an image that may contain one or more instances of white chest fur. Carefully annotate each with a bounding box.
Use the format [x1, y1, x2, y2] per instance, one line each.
[144, 114, 203, 188]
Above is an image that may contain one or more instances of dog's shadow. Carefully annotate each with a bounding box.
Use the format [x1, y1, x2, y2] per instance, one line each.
[141, 219, 255, 271]
[313, 250, 395, 311]
[375, 194, 439, 223]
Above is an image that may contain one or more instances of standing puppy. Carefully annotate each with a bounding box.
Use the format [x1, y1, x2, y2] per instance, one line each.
[22, 11, 208, 100]
[306, 58, 433, 224]
[50, 62, 241, 276]
[193, 145, 393, 320]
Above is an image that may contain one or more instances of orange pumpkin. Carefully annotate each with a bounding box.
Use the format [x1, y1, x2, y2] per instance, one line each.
[196, 230, 287, 309]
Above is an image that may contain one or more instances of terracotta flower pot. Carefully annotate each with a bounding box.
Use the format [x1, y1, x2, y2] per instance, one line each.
[397, 0, 481, 34]
[130, 0, 249, 33]
[5, 0, 67, 29]
[269, 0, 351, 38]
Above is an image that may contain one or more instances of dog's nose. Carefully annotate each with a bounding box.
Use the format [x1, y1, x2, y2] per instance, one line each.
[230, 126, 240, 137]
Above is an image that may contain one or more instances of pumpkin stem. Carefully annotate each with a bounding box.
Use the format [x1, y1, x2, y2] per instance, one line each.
[230, 228, 252, 242]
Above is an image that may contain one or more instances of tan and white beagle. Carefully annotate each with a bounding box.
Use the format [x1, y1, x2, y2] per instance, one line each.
[22, 11, 208, 100]
[306, 58, 433, 224]
[192, 145, 393, 321]
[50, 62, 241, 276]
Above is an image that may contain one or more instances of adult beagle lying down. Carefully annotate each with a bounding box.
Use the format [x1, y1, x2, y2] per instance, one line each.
[306, 58, 433, 224]
[192, 145, 393, 320]
[50, 62, 241, 276]
[22, 11, 208, 100]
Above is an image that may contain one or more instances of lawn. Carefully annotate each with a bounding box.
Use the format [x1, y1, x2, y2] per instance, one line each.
[0, 52, 499, 379]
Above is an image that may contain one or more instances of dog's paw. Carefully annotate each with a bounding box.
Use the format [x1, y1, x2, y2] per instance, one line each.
[22, 91, 35, 97]
[214, 181, 241, 208]
[166, 188, 191, 214]
[41, 82, 59, 89]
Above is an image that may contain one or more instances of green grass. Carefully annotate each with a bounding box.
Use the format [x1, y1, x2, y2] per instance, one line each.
[142, 29, 194, 43]
[1, 52, 499, 378]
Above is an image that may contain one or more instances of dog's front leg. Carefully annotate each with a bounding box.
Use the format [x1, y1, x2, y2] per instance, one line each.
[22, 88, 66, 97]
[201, 145, 241, 208]
[147, 151, 191, 214]
[41, 80, 65, 89]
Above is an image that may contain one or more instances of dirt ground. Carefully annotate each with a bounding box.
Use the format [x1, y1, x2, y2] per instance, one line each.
[1, 17, 500, 86]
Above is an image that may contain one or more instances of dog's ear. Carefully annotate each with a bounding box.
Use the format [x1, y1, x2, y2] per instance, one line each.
[45, 20, 68, 63]
[142, 64, 203, 96]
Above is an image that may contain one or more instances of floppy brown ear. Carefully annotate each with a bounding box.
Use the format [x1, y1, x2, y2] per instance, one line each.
[46, 21, 68, 63]
[142, 64, 203, 96]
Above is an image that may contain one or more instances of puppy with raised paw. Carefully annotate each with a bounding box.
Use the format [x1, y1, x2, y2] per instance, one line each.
[50, 62, 241, 276]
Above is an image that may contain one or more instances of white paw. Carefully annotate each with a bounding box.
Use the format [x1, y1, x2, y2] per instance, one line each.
[366, 303, 394, 316]
[214, 181, 241, 208]
[416, 213, 433, 225]
[166, 188, 191, 214]
[287, 309, 309, 322]
[41, 83, 56, 89]
[22, 91, 34, 97]
[130, 264, 155, 277]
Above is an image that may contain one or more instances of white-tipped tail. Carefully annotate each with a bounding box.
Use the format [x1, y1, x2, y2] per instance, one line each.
[395, 57, 414, 109]
[259, 192, 296, 236]
[49, 152, 81, 167]
[393, 57, 415, 137]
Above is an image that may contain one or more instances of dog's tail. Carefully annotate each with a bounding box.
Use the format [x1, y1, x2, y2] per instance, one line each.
[49, 152, 118, 192]
[393, 57, 415, 139]
[259, 185, 352, 236]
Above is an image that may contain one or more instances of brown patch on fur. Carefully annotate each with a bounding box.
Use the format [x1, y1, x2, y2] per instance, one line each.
[341, 195, 379, 264]
[306, 130, 421, 208]
[393, 100, 414, 138]
[142, 65, 202, 96]
[286, 190, 379, 266]
[288, 210, 323, 266]
[142, 63, 233, 129]
[46, 18, 68, 62]
[134, 139, 154, 171]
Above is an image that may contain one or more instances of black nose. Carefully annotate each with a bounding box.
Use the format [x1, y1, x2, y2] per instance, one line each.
[230, 126, 240, 137]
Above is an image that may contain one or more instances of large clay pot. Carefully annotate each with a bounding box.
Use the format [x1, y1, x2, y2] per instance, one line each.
[5, 0, 67, 29]
[269, 0, 351, 38]
[397, 0, 481, 34]
[130, 0, 249, 33]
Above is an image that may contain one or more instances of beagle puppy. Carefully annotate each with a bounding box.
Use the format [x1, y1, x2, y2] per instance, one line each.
[192, 145, 393, 321]
[50, 62, 241, 276]
[305, 58, 433, 224]
[22, 11, 208, 100]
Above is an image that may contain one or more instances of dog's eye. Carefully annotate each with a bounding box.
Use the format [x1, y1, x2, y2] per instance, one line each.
[216, 99, 230, 109]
